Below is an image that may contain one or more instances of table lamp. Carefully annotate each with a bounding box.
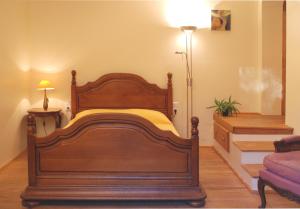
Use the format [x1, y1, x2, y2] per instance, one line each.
[37, 80, 54, 111]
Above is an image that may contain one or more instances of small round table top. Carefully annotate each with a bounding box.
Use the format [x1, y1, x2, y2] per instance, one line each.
[28, 108, 62, 114]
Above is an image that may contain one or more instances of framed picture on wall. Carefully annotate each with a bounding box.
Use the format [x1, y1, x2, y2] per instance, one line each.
[211, 10, 231, 31]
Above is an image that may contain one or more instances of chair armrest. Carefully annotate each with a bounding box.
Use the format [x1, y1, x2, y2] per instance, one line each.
[274, 135, 300, 152]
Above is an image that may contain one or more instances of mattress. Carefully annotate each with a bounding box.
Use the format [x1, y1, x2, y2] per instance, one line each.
[65, 109, 179, 136]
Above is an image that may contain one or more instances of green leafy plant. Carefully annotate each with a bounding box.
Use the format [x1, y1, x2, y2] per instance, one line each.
[207, 96, 241, 117]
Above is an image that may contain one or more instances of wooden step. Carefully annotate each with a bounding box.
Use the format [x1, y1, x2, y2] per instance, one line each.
[233, 141, 275, 152]
[214, 113, 293, 135]
[242, 164, 264, 178]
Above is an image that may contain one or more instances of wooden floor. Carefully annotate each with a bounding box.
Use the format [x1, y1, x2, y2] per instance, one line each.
[242, 164, 264, 178]
[0, 147, 298, 208]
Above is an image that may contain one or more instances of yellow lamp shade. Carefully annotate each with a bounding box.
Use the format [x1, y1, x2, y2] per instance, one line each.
[37, 80, 54, 91]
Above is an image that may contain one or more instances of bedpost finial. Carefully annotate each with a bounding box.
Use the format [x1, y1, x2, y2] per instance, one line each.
[191, 117, 199, 139]
[27, 114, 36, 135]
[72, 70, 77, 85]
[167, 73, 172, 85]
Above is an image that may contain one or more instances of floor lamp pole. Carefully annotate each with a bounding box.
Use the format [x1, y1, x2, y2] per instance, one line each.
[185, 31, 190, 138]
[181, 26, 197, 138]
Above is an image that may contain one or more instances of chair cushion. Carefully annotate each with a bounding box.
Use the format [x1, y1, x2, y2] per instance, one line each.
[260, 169, 300, 196]
[263, 151, 300, 184]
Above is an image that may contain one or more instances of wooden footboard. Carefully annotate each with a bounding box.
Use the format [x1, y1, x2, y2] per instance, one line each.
[21, 113, 206, 206]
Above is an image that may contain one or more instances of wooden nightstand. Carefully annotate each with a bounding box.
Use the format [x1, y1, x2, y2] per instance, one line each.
[27, 108, 62, 134]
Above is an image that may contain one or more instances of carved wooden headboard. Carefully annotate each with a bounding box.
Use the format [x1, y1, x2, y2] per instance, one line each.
[71, 71, 173, 120]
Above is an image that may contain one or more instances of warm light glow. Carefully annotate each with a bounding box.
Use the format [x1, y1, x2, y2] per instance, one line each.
[32, 65, 64, 74]
[238, 67, 282, 99]
[176, 32, 198, 50]
[18, 60, 30, 72]
[37, 80, 54, 91]
[176, 33, 187, 49]
[31, 58, 67, 73]
[165, 0, 216, 29]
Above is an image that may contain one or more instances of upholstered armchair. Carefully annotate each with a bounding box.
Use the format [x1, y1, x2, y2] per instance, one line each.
[258, 136, 300, 208]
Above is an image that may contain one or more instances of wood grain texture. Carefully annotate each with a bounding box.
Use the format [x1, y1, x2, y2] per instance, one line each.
[28, 108, 61, 114]
[213, 113, 293, 135]
[27, 108, 62, 130]
[281, 0, 286, 116]
[71, 71, 173, 120]
[0, 148, 298, 208]
[22, 71, 204, 207]
[22, 114, 205, 206]
[213, 123, 229, 152]
[242, 164, 264, 178]
[233, 141, 275, 152]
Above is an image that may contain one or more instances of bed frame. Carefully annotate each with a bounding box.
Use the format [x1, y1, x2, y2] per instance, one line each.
[71, 71, 173, 120]
[21, 71, 206, 207]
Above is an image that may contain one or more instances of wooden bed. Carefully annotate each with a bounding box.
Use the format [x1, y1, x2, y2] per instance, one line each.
[21, 71, 206, 207]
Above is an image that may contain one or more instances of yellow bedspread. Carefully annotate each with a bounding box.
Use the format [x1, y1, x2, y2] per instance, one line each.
[65, 109, 179, 136]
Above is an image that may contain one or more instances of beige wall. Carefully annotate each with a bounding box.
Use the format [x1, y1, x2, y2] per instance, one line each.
[1, 1, 288, 167]
[0, 0, 30, 168]
[261, 0, 283, 115]
[27, 1, 261, 145]
[286, 1, 300, 134]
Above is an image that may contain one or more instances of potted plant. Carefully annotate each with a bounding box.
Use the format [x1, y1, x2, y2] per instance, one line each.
[207, 96, 241, 117]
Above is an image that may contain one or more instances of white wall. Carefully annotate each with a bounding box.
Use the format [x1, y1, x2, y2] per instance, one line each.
[0, 0, 30, 168]
[286, 1, 300, 134]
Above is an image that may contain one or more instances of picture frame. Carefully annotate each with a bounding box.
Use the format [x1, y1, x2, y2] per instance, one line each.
[211, 10, 231, 31]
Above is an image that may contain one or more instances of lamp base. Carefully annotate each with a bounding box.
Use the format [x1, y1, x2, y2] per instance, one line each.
[43, 90, 49, 111]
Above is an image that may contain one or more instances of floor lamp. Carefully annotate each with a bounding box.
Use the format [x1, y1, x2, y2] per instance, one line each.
[176, 26, 197, 138]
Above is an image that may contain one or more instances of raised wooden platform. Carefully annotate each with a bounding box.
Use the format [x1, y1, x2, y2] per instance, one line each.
[213, 113, 293, 135]
[213, 113, 293, 191]
[242, 164, 264, 178]
[233, 141, 275, 152]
